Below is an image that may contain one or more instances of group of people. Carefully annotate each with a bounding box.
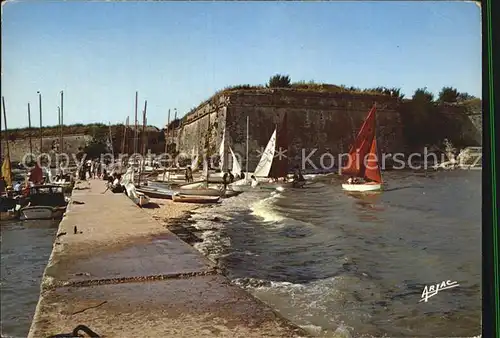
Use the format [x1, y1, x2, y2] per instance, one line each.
[0, 162, 46, 198]
[106, 173, 125, 193]
[78, 159, 105, 181]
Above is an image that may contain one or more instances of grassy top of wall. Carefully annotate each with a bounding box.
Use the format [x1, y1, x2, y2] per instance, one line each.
[3, 123, 162, 140]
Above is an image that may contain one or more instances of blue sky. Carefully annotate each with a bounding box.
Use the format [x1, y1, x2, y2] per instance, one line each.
[2, 1, 481, 129]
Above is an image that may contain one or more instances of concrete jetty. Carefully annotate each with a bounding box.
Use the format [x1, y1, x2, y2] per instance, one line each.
[28, 180, 308, 338]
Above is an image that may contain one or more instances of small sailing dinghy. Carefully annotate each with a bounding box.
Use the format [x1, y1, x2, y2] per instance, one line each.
[124, 183, 151, 207]
[136, 186, 174, 199]
[341, 104, 383, 192]
[172, 193, 221, 204]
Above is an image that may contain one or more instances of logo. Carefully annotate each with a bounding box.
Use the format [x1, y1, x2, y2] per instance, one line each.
[419, 280, 459, 302]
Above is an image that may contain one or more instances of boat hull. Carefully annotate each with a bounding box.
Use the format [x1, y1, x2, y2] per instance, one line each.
[19, 206, 65, 220]
[341, 183, 382, 192]
[172, 194, 220, 204]
[136, 186, 173, 199]
[176, 188, 241, 198]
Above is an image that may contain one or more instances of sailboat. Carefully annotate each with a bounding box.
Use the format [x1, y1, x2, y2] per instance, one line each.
[341, 104, 383, 192]
[229, 147, 242, 175]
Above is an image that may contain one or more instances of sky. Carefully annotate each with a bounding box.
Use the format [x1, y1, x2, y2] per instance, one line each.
[2, 1, 481, 129]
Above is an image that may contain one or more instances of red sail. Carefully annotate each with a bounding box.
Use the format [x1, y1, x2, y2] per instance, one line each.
[342, 105, 377, 178]
[364, 137, 382, 183]
[269, 112, 289, 179]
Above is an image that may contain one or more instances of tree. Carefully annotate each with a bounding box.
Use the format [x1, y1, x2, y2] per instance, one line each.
[457, 92, 477, 102]
[438, 86, 459, 103]
[412, 87, 434, 103]
[267, 74, 292, 88]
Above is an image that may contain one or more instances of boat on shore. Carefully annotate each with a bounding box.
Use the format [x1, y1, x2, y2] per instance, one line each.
[136, 186, 174, 199]
[172, 193, 221, 204]
[124, 183, 150, 207]
[341, 104, 383, 192]
[177, 187, 241, 198]
[19, 185, 68, 220]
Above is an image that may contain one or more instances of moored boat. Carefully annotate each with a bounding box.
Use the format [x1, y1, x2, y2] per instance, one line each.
[20, 206, 66, 220]
[172, 193, 221, 204]
[176, 187, 241, 198]
[340, 104, 383, 192]
[19, 185, 68, 220]
[124, 183, 151, 207]
[136, 186, 174, 199]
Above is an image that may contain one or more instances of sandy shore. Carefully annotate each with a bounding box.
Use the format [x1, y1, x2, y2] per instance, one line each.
[142, 196, 200, 225]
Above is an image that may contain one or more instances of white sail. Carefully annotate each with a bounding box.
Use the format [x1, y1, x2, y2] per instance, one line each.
[219, 129, 225, 171]
[191, 147, 199, 171]
[253, 128, 277, 177]
[230, 147, 242, 175]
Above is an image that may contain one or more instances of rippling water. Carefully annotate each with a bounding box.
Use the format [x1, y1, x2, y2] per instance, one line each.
[1, 220, 58, 338]
[189, 170, 481, 337]
[0, 171, 480, 337]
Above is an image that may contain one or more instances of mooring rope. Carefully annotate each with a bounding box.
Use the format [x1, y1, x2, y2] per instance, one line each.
[48, 324, 100, 337]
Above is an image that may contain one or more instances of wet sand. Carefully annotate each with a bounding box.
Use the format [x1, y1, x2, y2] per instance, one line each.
[28, 179, 308, 337]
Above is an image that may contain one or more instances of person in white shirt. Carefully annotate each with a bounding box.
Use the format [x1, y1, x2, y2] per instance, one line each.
[13, 181, 22, 192]
[251, 175, 258, 188]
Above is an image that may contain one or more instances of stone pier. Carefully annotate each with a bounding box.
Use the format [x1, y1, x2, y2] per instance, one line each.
[28, 180, 308, 337]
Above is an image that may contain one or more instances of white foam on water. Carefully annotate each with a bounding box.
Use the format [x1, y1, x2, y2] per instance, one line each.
[250, 193, 286, 224]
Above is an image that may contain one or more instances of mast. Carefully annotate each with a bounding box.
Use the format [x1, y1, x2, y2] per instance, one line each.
[173, 108, 177, 154]
[27, 103, 33, 157]
[138, 100, 147, 187]
[165, 108, 171, 155]
[2, 96, 12, 187]
[37, 91, 42, 153]
[142, 100, 147, 157]
[122, 117, 128, 155]
[108, 123, 114, 158]
[58, 106, 62, 152]
[2, 97, 10, 157]
[134, 91, 138, 154]
[245, 115, 249, 180]
[60, 90, 64, 153]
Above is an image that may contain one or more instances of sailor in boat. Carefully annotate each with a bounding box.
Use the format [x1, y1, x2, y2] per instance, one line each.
[292, 168, 306, 188]
[346, 176, 362, 184]
[228, 170, 235, 183]
[239, 171, 245, 180]
[222, 171, 229, 190]
[185, 166, 193, 183]
[13, 181, 22, 193]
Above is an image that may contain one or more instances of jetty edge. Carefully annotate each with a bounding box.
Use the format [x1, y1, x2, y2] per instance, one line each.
[28, 179, 309, 337]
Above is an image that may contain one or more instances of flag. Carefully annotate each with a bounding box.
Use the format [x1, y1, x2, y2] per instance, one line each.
[1, 153, 12, 187]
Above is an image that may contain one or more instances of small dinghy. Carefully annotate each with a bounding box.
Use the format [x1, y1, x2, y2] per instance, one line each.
[176, 187, 240, 198]
[124, 183, 151, 207]
[19, 185, 68, 220]
[172, 193, 220, 204]
[136, 186, 173, 199]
